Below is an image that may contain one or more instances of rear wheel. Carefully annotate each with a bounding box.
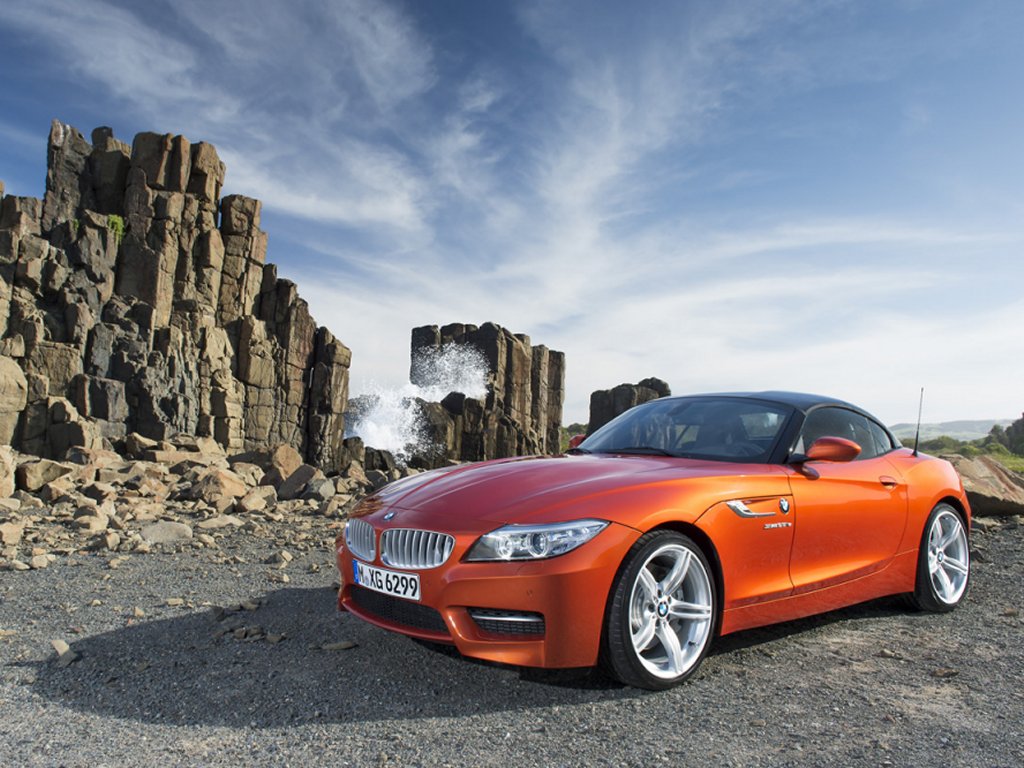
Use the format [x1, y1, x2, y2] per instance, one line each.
[909, 503, 970, 612]
[603, 531, 716, 690]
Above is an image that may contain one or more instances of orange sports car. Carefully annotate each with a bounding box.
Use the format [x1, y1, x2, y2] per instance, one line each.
[335, 392, 971, 689]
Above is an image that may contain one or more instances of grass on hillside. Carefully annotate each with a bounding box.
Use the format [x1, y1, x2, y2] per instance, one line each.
[989, 452, 1024, 473]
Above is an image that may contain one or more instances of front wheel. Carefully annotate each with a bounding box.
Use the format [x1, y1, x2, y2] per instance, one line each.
[909, 503, 970, 612]
[602, 531, 716, 690]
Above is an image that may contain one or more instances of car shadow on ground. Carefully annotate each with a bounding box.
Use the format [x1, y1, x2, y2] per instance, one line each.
[23, 585, 914, 728]
[711, 594, 910, 655]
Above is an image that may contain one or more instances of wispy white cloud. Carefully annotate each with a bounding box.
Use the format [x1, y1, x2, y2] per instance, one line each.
[2, 0, 1020, 429]
[0, 0, 233, 122]
[0, 0, 440, 233]
[326, 0, 436, 111]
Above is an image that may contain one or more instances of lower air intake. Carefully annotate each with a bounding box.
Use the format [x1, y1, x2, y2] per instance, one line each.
[468, 608, 546, 637]
[351, 587, 449, 635]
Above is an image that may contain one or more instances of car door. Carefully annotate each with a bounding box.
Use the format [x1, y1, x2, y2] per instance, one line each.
[785, 407, 908, 593]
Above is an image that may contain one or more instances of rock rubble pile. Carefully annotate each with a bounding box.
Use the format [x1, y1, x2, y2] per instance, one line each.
[0, 435, 409, 572]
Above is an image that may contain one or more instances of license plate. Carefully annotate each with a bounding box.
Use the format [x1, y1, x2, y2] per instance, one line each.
[352, 560, 421, 602]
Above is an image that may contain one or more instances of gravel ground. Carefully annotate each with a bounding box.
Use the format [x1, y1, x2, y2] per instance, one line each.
[1, 516, 1022, 768]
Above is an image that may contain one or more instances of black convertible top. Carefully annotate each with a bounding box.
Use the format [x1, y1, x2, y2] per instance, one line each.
[672, 391, 875, 418]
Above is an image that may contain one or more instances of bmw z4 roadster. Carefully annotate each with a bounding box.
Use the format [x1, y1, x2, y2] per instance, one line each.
[335, 392, 971, 689]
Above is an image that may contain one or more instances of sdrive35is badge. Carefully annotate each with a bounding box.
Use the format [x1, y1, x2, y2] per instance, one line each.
[779, 498, 790, 514]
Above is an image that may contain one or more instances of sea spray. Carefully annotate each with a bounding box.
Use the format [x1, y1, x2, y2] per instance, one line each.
[347, 344, 489, 463]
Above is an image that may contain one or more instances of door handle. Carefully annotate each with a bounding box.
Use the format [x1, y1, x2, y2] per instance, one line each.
[879, 475, 898, 489]
[726, 500, 774, 518]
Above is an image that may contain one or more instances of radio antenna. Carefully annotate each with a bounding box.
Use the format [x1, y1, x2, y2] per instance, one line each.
[912, 387, 924, 457]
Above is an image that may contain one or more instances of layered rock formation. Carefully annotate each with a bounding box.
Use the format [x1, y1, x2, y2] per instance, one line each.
[944, 454, 1024, 516]
[0, 121, 350, 470]
[407, 323, 565, 467]
[586, 377, 671, 435]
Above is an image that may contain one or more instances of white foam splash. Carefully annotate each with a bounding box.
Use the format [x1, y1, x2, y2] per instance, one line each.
[348, 344, 489, 461]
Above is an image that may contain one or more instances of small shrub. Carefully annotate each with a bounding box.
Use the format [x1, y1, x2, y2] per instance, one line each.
[106, 214, 125, 246]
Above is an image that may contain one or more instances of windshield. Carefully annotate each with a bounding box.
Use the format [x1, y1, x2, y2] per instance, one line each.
[582, 397, 793, 463]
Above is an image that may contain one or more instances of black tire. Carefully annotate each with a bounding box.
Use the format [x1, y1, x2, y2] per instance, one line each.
[908, 503, 970, 612]
[602, 530, 717, 690]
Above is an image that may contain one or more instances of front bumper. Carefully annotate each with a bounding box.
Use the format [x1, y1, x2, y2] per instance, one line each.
[336, 522, 640, 669]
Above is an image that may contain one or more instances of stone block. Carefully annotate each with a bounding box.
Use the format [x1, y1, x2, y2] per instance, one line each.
[0, 445, 15, 497]
[0, 355, 27, 444]
[27, 342, 82, 399]
[88, 126, 131, 214]
[277, 463, 321, 501]
[15, 458, 75, 492]
[42, 120, 93, 232]
[587, 379, 670, 436]
[131, 132, 191, 192]
[71, 374, 128, 422]
[188, 142, 225, 206]
[0, 195, 42, 237]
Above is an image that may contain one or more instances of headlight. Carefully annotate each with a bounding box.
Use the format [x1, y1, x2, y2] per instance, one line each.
[465, 520, 609, 561]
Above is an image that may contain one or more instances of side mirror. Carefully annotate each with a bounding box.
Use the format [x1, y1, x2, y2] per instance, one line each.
[568, 434, 586, 450]
[805, 436, 861, 463]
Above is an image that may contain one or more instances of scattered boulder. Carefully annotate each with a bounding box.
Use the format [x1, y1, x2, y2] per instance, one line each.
[944, 455, 1024, 516]
[74, 506, 110, 533]
[0, 355, 28, 444]
[365, 469, 389, 491]
[0, 446, 15, 497]
[188, 467, 247, 510]
[124, 433, 158, 459]
[266, 444, 303, 480]
[196, 514, 243, 530]
[50, 638, 80, 667]
[237, 485, 276, 513]
[302, 477, 336, 502]
[141, 520, 193, 545]
[277, 463, 322, 501]
[229, 461, 264, 487]
[0, 520, 25, 546]
[15, 459, 75, 493]
[39, 474, 76, 503]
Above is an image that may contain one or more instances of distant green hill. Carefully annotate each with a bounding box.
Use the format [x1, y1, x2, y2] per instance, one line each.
[889, 419, 1013, 442]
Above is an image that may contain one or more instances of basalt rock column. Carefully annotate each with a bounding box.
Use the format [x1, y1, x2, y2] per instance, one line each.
[587, 377, 671, 435]
[0, 120, 351, 469]
[408, 322, 565, 465]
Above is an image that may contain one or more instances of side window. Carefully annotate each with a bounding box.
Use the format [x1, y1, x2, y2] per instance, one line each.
[867, 420, 895, 455]
[795, 407, 883, 460]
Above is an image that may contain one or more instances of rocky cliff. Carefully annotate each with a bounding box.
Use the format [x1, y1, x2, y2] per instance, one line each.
[409, 323, 565, 467]
[586, 377, 671, 435]
[0, 121, 350, 470]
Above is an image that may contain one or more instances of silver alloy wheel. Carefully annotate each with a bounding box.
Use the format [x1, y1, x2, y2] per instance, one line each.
[628, 543, 714, 680]
[927, 508, 970, 605]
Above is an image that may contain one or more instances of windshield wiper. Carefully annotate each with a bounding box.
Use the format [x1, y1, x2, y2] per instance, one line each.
[566, 446, 591, 454]
[601, 445, 677, 457]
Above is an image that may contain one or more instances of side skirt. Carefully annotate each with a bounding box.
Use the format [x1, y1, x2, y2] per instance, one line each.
[719, 550, 917, 636]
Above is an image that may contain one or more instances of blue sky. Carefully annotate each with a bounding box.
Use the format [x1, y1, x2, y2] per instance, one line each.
[0, 0, 1020, 426]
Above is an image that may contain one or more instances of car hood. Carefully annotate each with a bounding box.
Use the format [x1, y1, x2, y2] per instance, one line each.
[356, 453, 782, 530]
